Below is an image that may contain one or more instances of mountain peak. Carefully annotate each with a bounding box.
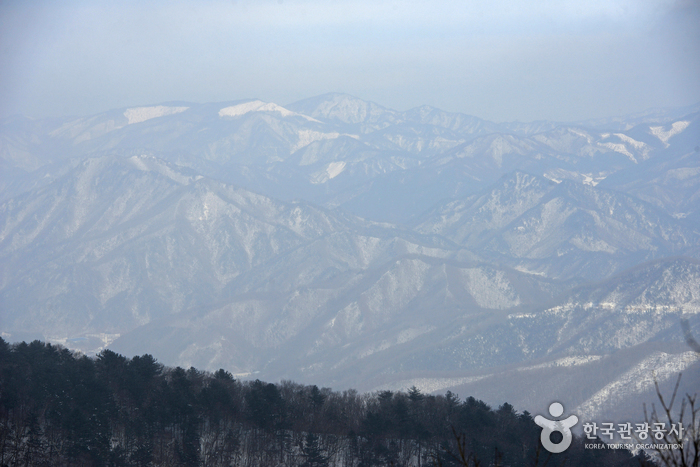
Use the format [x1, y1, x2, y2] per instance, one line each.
[218, 99, 320, 122]
[286, 93, 400, 126]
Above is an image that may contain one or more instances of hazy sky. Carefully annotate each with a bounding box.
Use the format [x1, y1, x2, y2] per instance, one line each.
[1, 0, 698, 122]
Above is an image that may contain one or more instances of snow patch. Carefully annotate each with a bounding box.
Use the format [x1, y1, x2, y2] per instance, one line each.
[513, 265, 546, 276]
[575, 351, 700, 421]
[460, 268, 521, 309]
[519, 355, 603, 371]
[581, 173, 608, 186]
[372, 376, 488, 394]
[219, 100, 320, 122]
[570, 235, 617, 253]
[124, 106, 189, 124]
[544, 169, 607, 186]
[292, 129, 359, 152]
[326, 161, 346, 179]
[310, 161, 349, 184]
[614, 133, 646, 150]
[46, 333, 121, 356]
[666, 167, 700, 181]
[614, 133, 651, 160]
[599, 142, 637, 163]
[649, 121, 690, 145]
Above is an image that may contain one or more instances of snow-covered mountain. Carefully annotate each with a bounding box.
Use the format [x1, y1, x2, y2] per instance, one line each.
[5, 94, 697, 220]
[419, 257, 700, 423]
[415, 171, 696, 280]
[1, 94, 699, 425]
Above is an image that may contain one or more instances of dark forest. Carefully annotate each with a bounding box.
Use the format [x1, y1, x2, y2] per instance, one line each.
[0, 339, 650, 466]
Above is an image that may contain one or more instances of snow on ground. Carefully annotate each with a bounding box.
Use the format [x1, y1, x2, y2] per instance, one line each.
[518, 355, 603, 371]
[218, 100, 320, 122]
[292, 129, 354, 152]
[372, 376, 489, 394]
[326, 161, 346, 179]
[124, 106, 189, 124]
[45, 333, 121, 356]
[514, 265, 547, 276]
[599, 142, 637, 163]
[649, 121, 691, 145]
[543, 169, 608, 186]
[310, 161, 348, 184]
[574, 351, 700, 421]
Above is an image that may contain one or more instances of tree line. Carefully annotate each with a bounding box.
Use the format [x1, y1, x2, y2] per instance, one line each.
[0, 338, 650, 466]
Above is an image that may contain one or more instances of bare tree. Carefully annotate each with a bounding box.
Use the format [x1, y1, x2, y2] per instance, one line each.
[431, 427, 483, 467]
[643, 373, 699, 467]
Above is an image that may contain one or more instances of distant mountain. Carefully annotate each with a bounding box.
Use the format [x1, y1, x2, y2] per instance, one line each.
[1, 95, 699, 429]
[416, 172, 697, 280]
[0, 155, 348, 340]
[286, 93, 403, 130]
[2, 94, 697, 223]
[421, 257, 700, 422]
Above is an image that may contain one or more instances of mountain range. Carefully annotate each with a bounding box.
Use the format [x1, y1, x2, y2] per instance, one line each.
[1, 93, 699, 424]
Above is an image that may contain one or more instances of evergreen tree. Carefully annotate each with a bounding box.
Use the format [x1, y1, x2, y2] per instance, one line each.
[301, 432, 329, 467]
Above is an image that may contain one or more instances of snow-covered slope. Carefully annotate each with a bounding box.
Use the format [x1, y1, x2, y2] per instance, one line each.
[416, 172, 696, 280]
[1, 96, 699, 430]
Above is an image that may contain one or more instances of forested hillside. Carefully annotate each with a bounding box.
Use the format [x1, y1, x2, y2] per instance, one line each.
[0, 339, 647, 466]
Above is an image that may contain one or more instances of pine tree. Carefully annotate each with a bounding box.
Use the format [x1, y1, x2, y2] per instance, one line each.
[301, 432, 329, 467]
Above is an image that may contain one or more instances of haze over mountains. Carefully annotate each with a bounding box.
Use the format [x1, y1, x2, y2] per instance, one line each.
[1, 93, 699, 424]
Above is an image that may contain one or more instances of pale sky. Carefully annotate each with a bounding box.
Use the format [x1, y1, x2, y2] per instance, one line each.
[1, 0, 698, 122]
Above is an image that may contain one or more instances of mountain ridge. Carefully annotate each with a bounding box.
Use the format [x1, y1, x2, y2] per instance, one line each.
[1, 95, 698, 427]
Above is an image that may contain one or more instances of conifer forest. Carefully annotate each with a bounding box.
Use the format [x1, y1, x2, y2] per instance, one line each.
[0, 339, 650, 466]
